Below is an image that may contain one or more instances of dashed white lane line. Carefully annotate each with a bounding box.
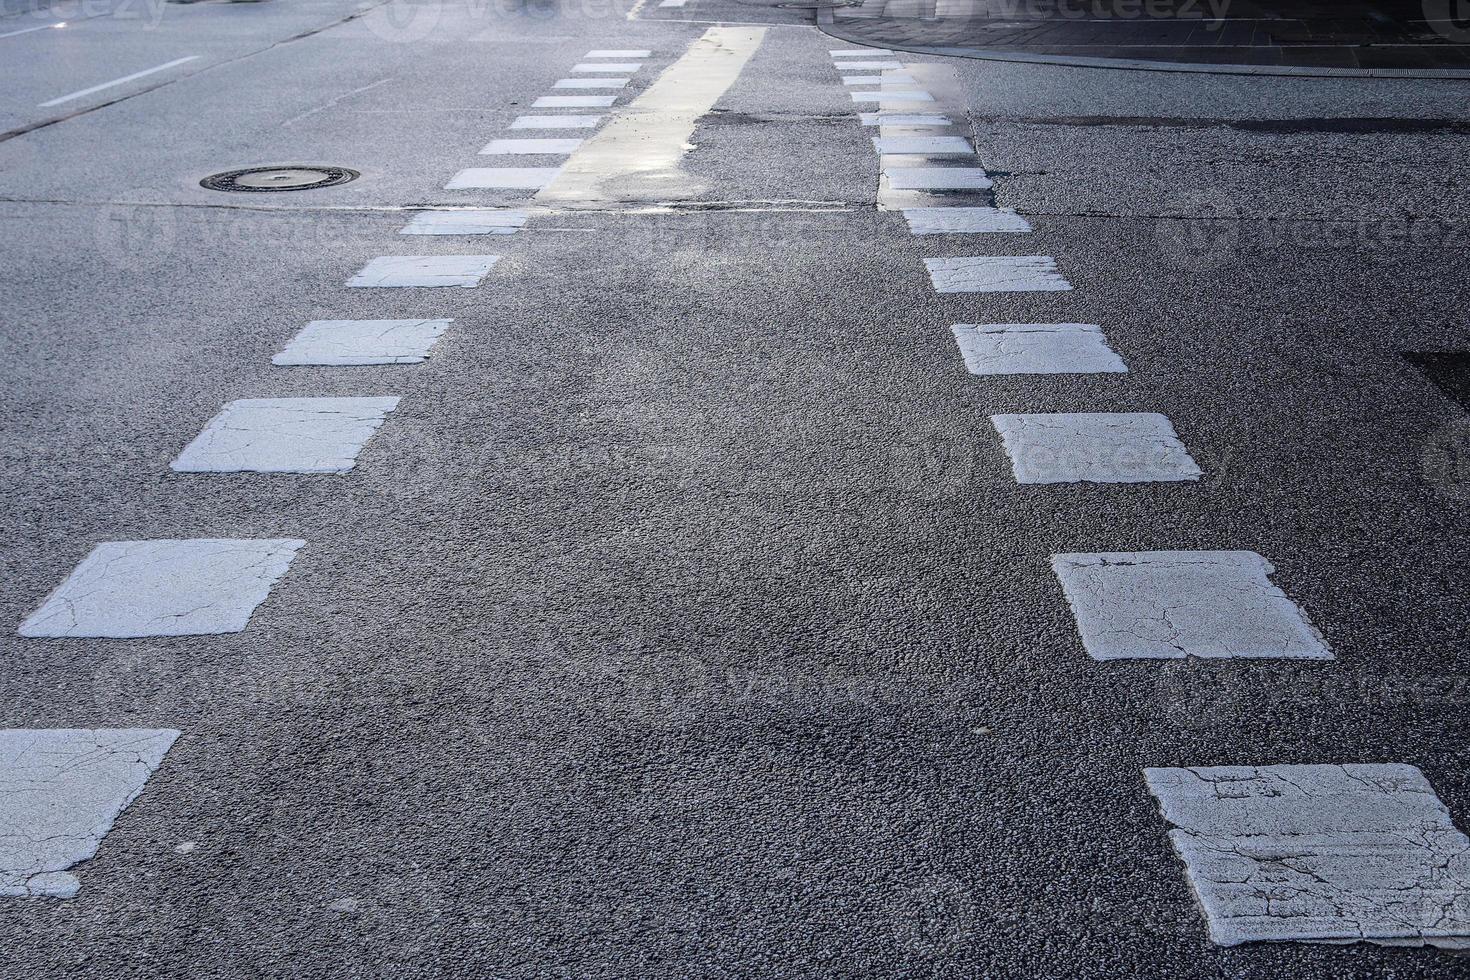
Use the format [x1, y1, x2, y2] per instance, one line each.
[510, 114, 602, 130]
[1052, 552, 1331, 660]
[585, 49, 652, 58]
[538, 27, 767, 205]
[886, 167, 992, 191]
[481, 138, 583, 155]
[533, 95, 618, 109]
[399, 209, 527, 235]
[172, 397, 400, 474]
[860, 112, 952, 127]
[851, 90, 934, 103]
[1, 729, 180, 898]
[346, 255, 500, 288]
[989, 412, 1202, 484]
[924, 255, 1068, 292]
[18, 538, 304, 638]
[0, 21, 68, 39]
[832, 60, 904, 71]
[874, 136, 973, 156]
[571, 62, 643, 73]
[446, 167, 562, 189]
[273, 319, 451, 365]
[554, 78, 629, 89]
[38, 55, 200, 107]
[951, 323, 1126, 375]
[904, 207, 1031, 234]
[1145, 764, 1469, 946]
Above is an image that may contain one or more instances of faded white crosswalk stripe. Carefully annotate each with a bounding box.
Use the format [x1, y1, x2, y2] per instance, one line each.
[172, 397, 400, 474]
[904, 207, 1030, 234]
[399, 209, 527, 235]
[274, 319, 451, 365]
[924, 255, 1067, 292]
[19, 538, 304, 637]
[510, 115, 602, 129]
[554, 78, 629, 89]
[1145, 765, 1469, 946]
[346, 255, 500, 288]
[951, 324, 1125, 375]
[989, 412, 1201, 484]
[1, 729, 180, 898]
[446, 167, 562, 189]
[885, 167, 991, 191]
[533, 95, 617, 109]
[1052, 552, 1331, 659]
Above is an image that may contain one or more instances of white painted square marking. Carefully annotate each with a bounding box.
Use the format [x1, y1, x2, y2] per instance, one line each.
[925, 256, 1069, 292]
[510, 114, 602, 129]
[554, 77, 629, 89]
[18, 538, 304, 638]
[1145, 764, 1469, 947]
[172, 397, 400, 474]
[843, 73, 917, 85]
[446, 167, 562, 190]
[951, 324, 1126, 375]
[833, 61, 904, 71]
[660, 0, 687, 7]
[585, 49, 651, 57]
[399, 209, 526, 235]
[860, 112, 952, 126]
[480, 138, 583, 155]
[874, 136, 974, 155]
[571, 62, 643, 72]
[346, 255, 500, 288]
[904, 207, 1031, 234]
[989, 413, 1201, 484]
[1051, 551, 1331, 659]
[533, 95, 617, 109]
[886, 168, 992, 190]
[274, 319, 450, 366]
[831, 48, 893, 55]
[1, 729, 180, 898]
[851, 90, 934, 103]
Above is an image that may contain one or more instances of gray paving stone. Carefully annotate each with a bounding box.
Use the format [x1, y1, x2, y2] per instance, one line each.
[18, 538, 304, 638]
[904, 207, 1030, 234]
[346, 255, 500, 288]
[273, 319, 451, 366]
[0, 729, 180, 898]
[1050, 551, 1331, 659]
[989, 412, 1202, 484]
[1145, 764, 1470, 947]
[399, 209, 526, 235]
[951, 323, 1126, 375]
[171, 397, 400, 474]
[924, 255, 1067, 292]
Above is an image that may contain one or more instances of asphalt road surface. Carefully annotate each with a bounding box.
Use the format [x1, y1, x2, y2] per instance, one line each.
[2, 0, 1470, 976]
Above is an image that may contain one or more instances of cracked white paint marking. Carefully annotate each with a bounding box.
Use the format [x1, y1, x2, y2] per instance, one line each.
[538, 26, 766, 206]
[951, 323, 1126, 375]
[446, 167, 562, 190]
[873, 136, 974, 155]
[990, 413, 1201, 484]
[274, 319, 450, 366]
[399, 210, 526, 235]
[904, 207, 1031, 234]
[533, 95, 617, 109]
[586, 49, 651, 57]
[851, 90, 934, 103]
[833, 60, 904, 70]
[19, 538, 304, 638]
[860, 112, 951, 127]
[0, 729, 179, 898]
[510, 114, 602, 129]
[1145, 764, 1470, 947]
[1051, 551, 1331, 659]
[571, 62, 643, 73]
[925, 256, 1069, 292]
[554, 77, 629, 89]
[480, 138, 583, 155]
[172, 397, 400, 474]
[885, 168, 992, 191]
[346, 255, 499, 288]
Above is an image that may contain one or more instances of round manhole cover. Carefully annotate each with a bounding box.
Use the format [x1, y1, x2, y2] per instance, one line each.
[200, 166, 359, 192]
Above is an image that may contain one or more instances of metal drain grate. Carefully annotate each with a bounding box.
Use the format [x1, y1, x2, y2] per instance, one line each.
[200, 166, 358, 193]
[1403, 351, 1470, 411]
